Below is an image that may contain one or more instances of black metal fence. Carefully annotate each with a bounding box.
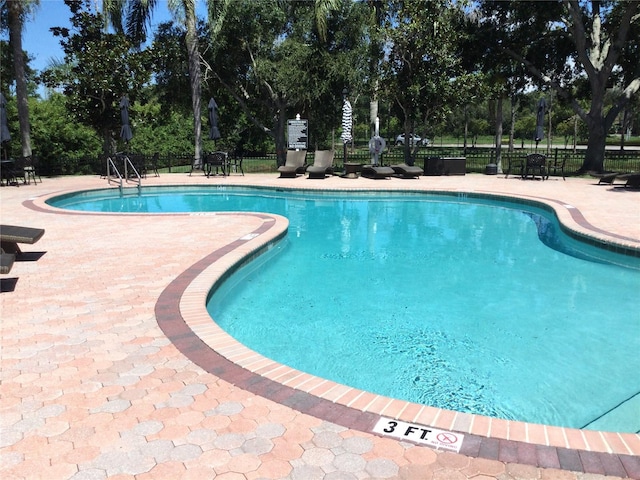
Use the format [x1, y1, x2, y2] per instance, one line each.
[39, 147, 640, 178]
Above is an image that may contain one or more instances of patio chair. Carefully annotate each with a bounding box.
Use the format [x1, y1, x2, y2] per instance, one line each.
[278, 150, 307, 178]
[545, 154, 567, 180]
[361, 165, 395, 179]
[0, 224, 46, 254]
[589, 171, 619, 185]
[10, 156, 28, 185]
[390, 163, 423, 178]
[227, 152, 244, 175]
[616, 173, 640, 189]
[203, 151, 228, 177]
[145, 152, 160, 177]
[504, 155, 525, 178]
[1, 250, 15, 274]
[306, 150, 334, 179]
[127, 154, 145, 179]
[1, 159, 18, 186]
[522, 153, 547, 180]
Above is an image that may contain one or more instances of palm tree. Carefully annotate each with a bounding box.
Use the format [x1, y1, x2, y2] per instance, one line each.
[4, 0, 38, 158]
[104, 0, 228, 168]
[313, 0, 341, 42]
[106, 0, 338, 168]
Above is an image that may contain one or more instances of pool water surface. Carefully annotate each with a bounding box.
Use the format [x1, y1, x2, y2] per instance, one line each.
[50, 186, 640, 433]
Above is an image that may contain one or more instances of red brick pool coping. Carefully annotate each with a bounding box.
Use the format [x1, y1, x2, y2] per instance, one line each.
[33, 183, 640, 479]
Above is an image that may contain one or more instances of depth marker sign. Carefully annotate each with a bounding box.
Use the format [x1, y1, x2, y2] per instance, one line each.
[372, 417, 464, 452]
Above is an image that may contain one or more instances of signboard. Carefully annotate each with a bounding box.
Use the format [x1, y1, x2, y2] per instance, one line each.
[372, 417, 464, 452]
[288, 119, 308, 150]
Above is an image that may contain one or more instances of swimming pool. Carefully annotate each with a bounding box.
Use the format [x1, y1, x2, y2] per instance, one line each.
[49, 186, 640, 433]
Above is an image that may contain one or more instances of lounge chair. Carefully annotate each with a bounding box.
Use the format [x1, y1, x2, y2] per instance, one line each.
[0, 224, 45, 254]
[1, 250, 15, 274]
[306, 150, 335, 179]
[278, 150, 307, 178]
[589, 171, 619, 185]
[361, 165, 395, 179]
[616, 173, 640, 189]
[391, 163, 423, 178]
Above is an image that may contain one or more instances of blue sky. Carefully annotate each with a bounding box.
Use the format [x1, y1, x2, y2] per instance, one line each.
[20, 0, 207, 73]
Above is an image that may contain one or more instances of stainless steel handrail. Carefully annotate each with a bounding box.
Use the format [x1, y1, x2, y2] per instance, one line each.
[122, 155, 141, 191]
[107, 154, 141, 192]
[106, 156, 123, 192]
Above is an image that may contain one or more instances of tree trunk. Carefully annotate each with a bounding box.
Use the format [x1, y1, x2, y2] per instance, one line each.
[580, 115, 607, 173]
[402, 112, 413, 164]
[494, 96, 503, 172]
[8, 0, 32, 158]
[185, 6, 202, 169]
[103, 128, 116, 156]
[463, 105, 468, 155]
[274, 104, 288, 166]
[546, 90, 553, 154]
[508, 96, 516, 152]
[619, 107, 628, 151]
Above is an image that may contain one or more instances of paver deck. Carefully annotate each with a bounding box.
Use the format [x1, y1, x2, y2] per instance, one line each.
[1, 172, 639, 480]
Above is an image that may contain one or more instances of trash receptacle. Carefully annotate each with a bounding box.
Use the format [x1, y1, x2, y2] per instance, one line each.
[485, 163, 498, 175]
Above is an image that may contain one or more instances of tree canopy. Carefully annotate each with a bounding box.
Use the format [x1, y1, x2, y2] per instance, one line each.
[476, 0, 640, 171]
[3, 0, 639, 172]
[41, 0, 151, 153]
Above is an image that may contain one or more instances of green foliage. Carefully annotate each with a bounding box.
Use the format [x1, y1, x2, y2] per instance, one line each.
[127, 101, 194, 154]
[0, 39, 39, 96]
[206, 0, 368, 153]
[151, 21, 204, 113]
[476, 0, 639, 171]
[7, 0, 638, 174]
[40, 0, 151, 153]
[30, 93, 100, 155]
[381, 0, 477, 144]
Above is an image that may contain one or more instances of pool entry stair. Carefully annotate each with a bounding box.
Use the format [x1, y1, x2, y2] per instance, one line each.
[106, 153, 141, 193]
[582, 391, 640, 433]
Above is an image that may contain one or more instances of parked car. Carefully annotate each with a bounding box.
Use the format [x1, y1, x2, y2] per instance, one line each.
[395, 134, 430, 146]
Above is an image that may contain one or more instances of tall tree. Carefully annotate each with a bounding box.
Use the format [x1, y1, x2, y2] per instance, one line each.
[365, 0, 385, 138]
[42, 0, 151, 154]
[3, 0, 38, 158]
[207, 0, 366, 165]
[104, 0, 229, 168]
[381, 0, 475, 164]
[479, 0, 640, 173]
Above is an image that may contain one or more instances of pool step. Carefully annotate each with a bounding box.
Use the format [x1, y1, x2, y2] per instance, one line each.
[583, 391, 640, 433]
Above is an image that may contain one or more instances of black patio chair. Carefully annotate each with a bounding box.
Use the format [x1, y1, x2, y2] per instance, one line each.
[504, 155, 525, 179]
[203, 151, 228, 177]
[227, 151, 244, 175]
[546, 154, 567, 180]
[523, 153, 547, 180]
[146, 152, 160, 177]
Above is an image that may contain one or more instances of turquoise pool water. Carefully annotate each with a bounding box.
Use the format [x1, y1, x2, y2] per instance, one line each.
[50, 186, 640, 432]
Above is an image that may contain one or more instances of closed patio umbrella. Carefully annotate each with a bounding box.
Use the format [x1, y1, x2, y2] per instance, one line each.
[208, 97, 221, 141]
[340, 96, 352, 145]
[119, 96, 133, 145]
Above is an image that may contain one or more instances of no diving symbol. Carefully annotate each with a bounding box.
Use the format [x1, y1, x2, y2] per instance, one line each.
[437, 432, 459, 445]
